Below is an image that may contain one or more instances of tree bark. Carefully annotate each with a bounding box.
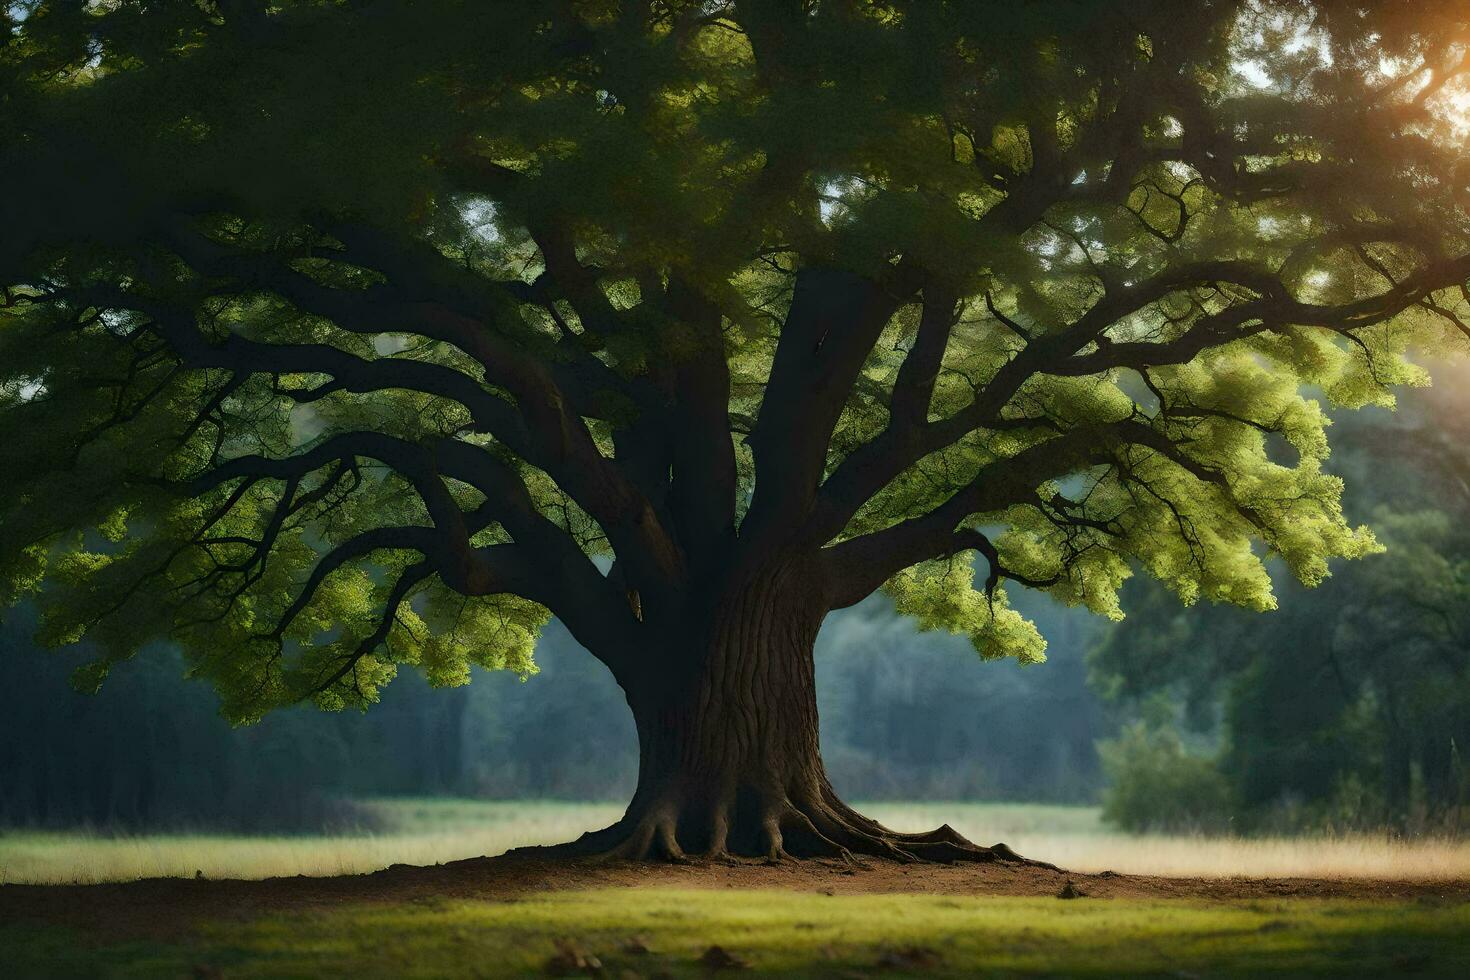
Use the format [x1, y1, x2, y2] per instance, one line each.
[511, 565, 1048, 866]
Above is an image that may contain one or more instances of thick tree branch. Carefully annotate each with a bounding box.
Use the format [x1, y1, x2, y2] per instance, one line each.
[663, 277, 739, 565]
[820, 425, 1116, 607]
[819, 414, 1265, 610]
[741, 266, 914, 550]
[159, 223, 682, 587]
[193, 427, 640, 658]
[888, 284, 959, 431]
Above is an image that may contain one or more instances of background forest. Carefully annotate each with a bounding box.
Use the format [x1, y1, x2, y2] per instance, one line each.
[3, 375, 1468, 836]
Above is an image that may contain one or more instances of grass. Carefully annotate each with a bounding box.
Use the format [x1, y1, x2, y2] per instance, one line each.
[4, 800, 1469, 885]
[0, 800, 623, 886]
[5, 889, 1470, 978]
[5, 801, 1468, 976]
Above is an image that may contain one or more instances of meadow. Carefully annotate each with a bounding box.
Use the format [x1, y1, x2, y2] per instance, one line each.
[8, 888, 1470, 978]
[3, 799, 1469, 885]
[5, 800, 1470, 977]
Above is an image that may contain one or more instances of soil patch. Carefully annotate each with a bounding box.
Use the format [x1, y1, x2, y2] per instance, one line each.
[2, 851, 1466, 941]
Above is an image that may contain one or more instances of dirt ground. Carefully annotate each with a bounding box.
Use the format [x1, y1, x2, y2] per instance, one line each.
[3, 850, 1467, 942]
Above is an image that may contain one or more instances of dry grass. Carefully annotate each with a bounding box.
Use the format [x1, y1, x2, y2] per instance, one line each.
[1020, 833, 1470, 880]
[2, 799, 1466, 885]
[867, 803, 1470, 881]
[0, 801, 624, 885]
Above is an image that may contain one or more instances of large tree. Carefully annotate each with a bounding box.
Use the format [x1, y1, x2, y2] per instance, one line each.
[4, 0, 1470, 863]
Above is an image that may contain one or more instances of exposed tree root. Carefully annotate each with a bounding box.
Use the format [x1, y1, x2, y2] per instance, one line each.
[504, 786, 1060, 870]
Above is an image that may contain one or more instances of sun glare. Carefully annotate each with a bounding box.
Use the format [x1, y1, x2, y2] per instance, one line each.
[1434, 82, 1470, 140]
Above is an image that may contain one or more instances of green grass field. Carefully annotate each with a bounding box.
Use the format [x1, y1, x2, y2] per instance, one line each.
[4, 799, 1468, 884]
[5, 801, 1470, 977]
[6, 889, 1469, 978]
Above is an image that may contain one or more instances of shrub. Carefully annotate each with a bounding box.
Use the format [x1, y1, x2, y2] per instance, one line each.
[1099, 722, 1234, 834]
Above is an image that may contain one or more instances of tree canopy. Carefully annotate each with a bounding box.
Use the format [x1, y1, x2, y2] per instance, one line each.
[5, 0, 1470, 723]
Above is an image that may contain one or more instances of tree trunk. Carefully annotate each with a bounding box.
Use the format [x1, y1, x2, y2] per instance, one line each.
[511, 566, 1044, 866]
